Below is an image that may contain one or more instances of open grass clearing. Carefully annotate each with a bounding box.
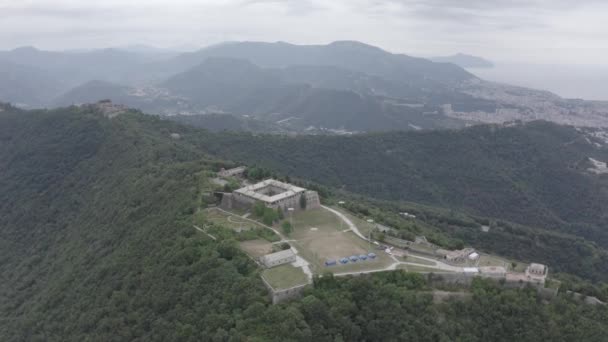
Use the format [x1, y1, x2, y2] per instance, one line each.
[408, 244, 437, 255]
[289, 208, 393, 274]
[329, 206, 376, 237]
[239, 239, 273, 259]
[262, 264, 309, 290]
[204, 208, 261, 231]
[477, 254, 508, 268]
[508, 261, 529, 272]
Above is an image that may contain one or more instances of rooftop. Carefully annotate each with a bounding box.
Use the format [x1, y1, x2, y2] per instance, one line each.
[260, 249, 296, 264]
[262, 264, 309, 290]
[527, 263, 547, 276]
[235, 179, 306, 203]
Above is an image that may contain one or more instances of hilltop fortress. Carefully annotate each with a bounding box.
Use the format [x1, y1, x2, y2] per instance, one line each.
[222, 179, 320, 211]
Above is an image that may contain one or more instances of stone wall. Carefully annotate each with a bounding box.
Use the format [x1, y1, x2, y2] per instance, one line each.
[261, 275, 309, 304]
[304, 191, 321, 209]
[270, 284, 308, 304]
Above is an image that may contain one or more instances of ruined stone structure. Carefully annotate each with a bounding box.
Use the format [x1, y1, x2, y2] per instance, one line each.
[438, 248, 476, 263]
[218, 166, 246, 178]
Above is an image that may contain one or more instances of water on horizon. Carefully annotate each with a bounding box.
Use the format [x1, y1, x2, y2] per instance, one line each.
[468, 63, 608, 101]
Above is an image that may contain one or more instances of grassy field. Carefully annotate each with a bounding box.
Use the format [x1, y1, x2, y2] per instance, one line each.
[204, 208, 260, 231]
[477, 254, 509, 268]
[509, 261, 529, 272]
[239, 239, 273, 258]
[289, 208, 393, 273]
[262, 264, 309, 290]
[330, 206, 376, 237]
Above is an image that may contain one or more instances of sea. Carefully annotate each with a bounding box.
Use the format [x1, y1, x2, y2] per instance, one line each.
[467, 63, 608, 101]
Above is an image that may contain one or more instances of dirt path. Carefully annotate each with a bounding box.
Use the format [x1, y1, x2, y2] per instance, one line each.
[193, 224, 217, 240]
[205, 207, 314, 282]
[321, 205, 368, 241]
[322, 206, 464, 275]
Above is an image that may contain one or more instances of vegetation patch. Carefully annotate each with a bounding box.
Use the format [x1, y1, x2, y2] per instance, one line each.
[239, 239, 274, 259]
[262, 264, 309, 290]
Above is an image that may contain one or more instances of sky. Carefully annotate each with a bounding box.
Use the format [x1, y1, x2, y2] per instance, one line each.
[1, 0, 608, 66]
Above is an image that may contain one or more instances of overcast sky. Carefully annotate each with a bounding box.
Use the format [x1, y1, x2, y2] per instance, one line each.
[1, 0, 607, 65]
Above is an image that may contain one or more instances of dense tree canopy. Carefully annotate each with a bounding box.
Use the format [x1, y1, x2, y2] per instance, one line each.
[1, 105, 608, 341]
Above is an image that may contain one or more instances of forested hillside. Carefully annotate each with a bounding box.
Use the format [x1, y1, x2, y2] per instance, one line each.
[2, 104, 608, 341]
[198, 122, 608, 246]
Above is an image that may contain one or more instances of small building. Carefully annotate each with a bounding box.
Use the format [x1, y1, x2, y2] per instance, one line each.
[218, 166, 246, 178]
[527, 263, 547, 276]
[260, 249, 296, 268]
[525, 263, 548, 284]
[468, 252, 480, 261]
[441, 248, 476, 263]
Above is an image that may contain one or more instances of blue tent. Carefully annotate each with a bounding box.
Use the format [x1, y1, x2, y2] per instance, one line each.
[368, 252, 377, 259]
[340, 258, 349, 264]
[325, 259, 337, 266]
[350, 255, 359, 262]
[359, 254, 368, 260]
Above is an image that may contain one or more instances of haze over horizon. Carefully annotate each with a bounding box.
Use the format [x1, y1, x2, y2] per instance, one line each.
[1, 0, 607, 100]
[2, 0, 607, 65]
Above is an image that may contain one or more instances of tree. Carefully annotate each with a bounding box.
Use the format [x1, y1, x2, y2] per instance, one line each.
[282, 221, 293, 235]
[254, 201, 266, 217]
[263, 209, 278, 225]
[299, 194, 307, 210]
[277, 207, 284, 220]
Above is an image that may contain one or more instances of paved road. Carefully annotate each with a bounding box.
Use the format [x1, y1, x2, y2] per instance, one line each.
[333, 261, 462, 277]
[406, 255, 464, 272]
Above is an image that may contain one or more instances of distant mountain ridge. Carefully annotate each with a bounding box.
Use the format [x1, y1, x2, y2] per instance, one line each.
[431, 53, 494, 68]
[1, 41, 608, 130]
[165, 40, 475, 84]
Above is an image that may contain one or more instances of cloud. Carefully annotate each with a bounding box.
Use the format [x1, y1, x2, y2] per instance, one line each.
[0, 0, 606, 65]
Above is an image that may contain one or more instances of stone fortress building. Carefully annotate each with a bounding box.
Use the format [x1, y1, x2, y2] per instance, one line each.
[224, 179, 320, 211]
[260, 249, 296, 268]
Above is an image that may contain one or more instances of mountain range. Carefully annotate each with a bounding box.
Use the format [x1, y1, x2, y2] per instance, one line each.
[1, 41, 608, 132]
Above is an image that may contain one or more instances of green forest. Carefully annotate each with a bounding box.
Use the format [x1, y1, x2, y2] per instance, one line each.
[196, 122, 608, 240]
[2, 104, 608, 341]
